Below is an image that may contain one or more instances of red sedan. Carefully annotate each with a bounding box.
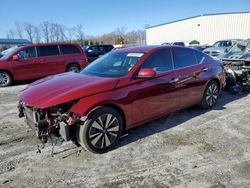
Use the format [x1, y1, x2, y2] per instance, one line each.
[18, 46, 226, 153]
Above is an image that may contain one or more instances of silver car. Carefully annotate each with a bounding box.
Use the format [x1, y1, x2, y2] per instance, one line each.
[203, 39, 239, 58]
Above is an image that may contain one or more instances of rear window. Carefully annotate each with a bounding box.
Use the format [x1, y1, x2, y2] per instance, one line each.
[172, 48, 197, 68]
[60, 45, 81, 54]
[195, 51, 205, 63]
[38, 45, 59, 56]
[100, 45, 114, 52]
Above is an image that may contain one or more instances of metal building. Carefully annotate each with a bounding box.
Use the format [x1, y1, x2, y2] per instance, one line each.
[146, 12, 250, 45]
[0, 38, 32, 45]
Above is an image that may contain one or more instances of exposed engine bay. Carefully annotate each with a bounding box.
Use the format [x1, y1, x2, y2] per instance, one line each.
[18, 100, 81, 154]
[221, 39, 250, 91]
[223, 59, 250, 88]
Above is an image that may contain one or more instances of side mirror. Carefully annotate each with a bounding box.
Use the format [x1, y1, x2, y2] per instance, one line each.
[87, 49, 93, 53]
[12, 54, 19, 61]
[137, 68, 156, 79]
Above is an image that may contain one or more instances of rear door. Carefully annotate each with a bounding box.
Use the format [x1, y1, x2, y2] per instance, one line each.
[37, 45, 65, 76]
[60, 44, 84, 68]
[11, 46, 44, 80]
[171, 47, 208, 107]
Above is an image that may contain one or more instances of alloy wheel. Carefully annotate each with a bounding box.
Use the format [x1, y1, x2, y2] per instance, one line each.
[205, 83, 219, 106]
[68, 66, 79, 73]
[89, 114, 119, 149]
[0, 72, 9, 86]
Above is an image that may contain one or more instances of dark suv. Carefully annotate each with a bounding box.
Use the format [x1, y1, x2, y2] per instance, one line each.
[83, 45, 114, 62]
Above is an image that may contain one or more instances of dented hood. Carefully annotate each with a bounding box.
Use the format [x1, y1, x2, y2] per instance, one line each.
[18, 72, 118, 108]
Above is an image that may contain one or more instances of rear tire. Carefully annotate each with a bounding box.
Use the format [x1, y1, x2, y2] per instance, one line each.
[0, 71, 13, 87]
[200, 80, 219, 109]
[77, 107, 123, 154]
[66, 64, 80, 73]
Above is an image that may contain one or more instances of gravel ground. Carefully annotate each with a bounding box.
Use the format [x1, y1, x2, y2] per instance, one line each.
[0, 84, 250, 188]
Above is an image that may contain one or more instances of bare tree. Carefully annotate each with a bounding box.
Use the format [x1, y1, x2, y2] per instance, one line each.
[23, 23, 34, 42]
[66, 27, 75, 42]
[58, 24, 67, 41]
[15, 23, 24, 39]
[75, 24, 85, 46]
[6, 29, 15, 39]
[34, 26, 41, 43]
[41, 21, 50, 43]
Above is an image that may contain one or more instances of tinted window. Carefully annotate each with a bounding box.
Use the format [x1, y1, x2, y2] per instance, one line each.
[18, 47, 36, 60]
[173, 42, 185, 46]
[60, 45, 81, 54]
[195, 51, 205, 63]
[102, 45, 114, 52]
[88, 46, 99, 52]
[172, 48, 197, 68]
[38, 45, 59, 56]
[141, 48, 173, 73]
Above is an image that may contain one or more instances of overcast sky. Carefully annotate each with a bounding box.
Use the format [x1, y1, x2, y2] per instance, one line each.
[0, 0, 249, 38]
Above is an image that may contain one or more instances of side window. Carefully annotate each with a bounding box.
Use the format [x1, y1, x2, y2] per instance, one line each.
[174, 42, 185, 46]
[141, 48, 173, 73]
[17, 47, 36, 60]
[38, 45, 59, 57]
[172, 48, 197, 69]
[60, 45, 81, 54]
[88, 46, 99, 52]
[195, 51, 205, 64]
[99, 46, 105, 52]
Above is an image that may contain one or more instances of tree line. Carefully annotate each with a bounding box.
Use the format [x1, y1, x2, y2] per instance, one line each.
[6, 21, 146, 46]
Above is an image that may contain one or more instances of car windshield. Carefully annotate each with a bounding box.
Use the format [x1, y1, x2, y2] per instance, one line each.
[225, 42, 250, 55]
[81, 51, 145, 77]
[0, 46, 19, 60]
[213, 41, 232, 47]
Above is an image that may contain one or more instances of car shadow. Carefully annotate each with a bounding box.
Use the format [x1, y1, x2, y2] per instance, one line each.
[12, 79, 38, 86]
[116, 91, 249, 149]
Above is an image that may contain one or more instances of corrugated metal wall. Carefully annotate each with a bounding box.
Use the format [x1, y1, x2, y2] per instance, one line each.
[146, 13, 250, 45]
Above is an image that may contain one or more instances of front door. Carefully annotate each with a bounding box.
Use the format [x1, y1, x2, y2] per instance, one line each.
[127, 48, 183, 125]
[11, 46, 44, 80]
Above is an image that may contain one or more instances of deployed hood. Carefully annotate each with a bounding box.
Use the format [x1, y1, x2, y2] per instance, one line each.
[18, 72, 119, 108]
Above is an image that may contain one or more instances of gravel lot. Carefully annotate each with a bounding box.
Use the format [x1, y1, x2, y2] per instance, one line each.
[0, 84, 250, 188]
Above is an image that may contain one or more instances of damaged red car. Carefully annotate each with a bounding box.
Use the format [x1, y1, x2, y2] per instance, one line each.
[18, 46, 226, 153]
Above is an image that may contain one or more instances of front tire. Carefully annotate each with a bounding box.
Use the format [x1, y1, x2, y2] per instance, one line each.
[200, 80, 219, 109]
[66, 64, 80, 73]
[77, 107, 123, 153]
[0, 71, 13, 87]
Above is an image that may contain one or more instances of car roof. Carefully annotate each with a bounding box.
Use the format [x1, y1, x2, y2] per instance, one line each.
[19, 42, 80, 48]
[114, 45, 171, 53]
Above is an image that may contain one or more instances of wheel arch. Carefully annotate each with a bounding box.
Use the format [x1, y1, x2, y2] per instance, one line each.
[204, 77, 221, 92]
[86, 103, 127, 130]
[66, 62, 80, 71]
[0, 69, 14, 80]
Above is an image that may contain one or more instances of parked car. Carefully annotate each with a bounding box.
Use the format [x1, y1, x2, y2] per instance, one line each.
[162, 40, 200, 47]
[18, 46, 226, 154]
[189, 45, 212, 51]
[220, 39, 250, 87]
[83, 44, 114, 62]
[203, 39, 239, 58]
[0, 43, 88, 87]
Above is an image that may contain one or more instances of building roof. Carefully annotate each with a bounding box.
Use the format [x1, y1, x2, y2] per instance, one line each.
[0, 38, 32, 45]
[147, 12, 250, 29]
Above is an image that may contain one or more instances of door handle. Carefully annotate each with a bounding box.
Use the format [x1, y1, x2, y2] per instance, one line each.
[169, 77, 180, 83]
[201, 67, 208, 72]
